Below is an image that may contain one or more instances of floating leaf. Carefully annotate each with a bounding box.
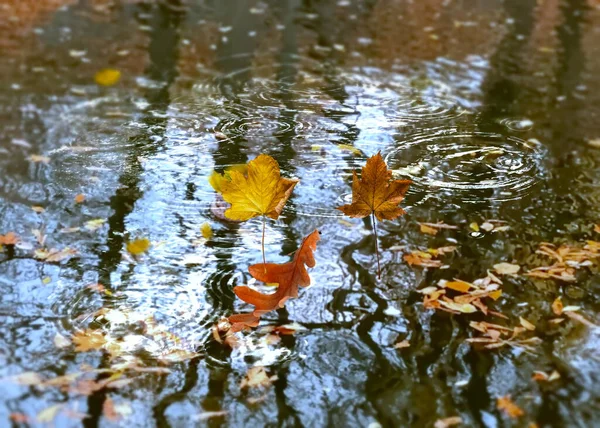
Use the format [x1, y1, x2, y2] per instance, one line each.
[552, 297, 563, 315]
[28, 154, 50, 164]
[74, 193, 85, 204]
[338, 152, 411, 277]
[419, 223, 439, 235]
[393, 340, 410, 349]
[95, 68, 121, 86]
[34, 248, 77, 263]
[519, 317, 536, 331]
[496, 395, 524, 418]
[126, 238, 150, 256]
[337, 152, 411, 221]
[85, 218, 106, 231]
[201, 222, 213, 240]
[217, 154, 298, 221]
[0, 232, 19, 245]
[229, 230, 320, 330]
[493, 262, 520, 275]
[37, 404, 63, 423]
[434, 416, 463, 428]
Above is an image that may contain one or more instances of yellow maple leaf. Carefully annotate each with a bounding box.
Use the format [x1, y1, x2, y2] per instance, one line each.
[337, 152, 411, 221]
[126, 238, 150, 255]
[218, 154, 298, 221]
[95, 68, 121, 86]
[208, 164, 248, 193]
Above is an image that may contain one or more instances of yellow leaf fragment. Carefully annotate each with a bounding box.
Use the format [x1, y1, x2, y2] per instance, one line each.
[32, 206, 45, 213]
[201, 222, 213, 240]
[420, 223, 439, 235]
[218, 154, 298, 221]
[95, 68, 121, 86]
[126, 238, 150, 255]
[469, 222, 480, 232]
[85, 218, 106, 231]
[337, 144, 362, 156]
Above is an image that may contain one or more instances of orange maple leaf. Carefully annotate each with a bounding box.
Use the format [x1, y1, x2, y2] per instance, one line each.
[229, 230, 320, 331]
[337, 152, 411, 221]
[337, 152, 410, 278]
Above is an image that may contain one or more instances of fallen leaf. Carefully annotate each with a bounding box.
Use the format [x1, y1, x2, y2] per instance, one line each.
[480, 222, 494, 232]
[34, 248, 77, 263]
[594, 224, 600, 233]
[0, 232, 19, 245]
[469, 222, 479, 232]
[37, 404, 63, 423]
[434, 416, 463, 428]
[208, 164, 247, 193]
[588, 138, 600, 148]
[28, 154, 50, 164]
[85, 218, 106, 231]
[95, 68, 121, 86]
[72, 329, 106, 352]
[126, 238, 150, 256]
[229, 230, 320, 330]
[443, 280, 472, 293]
[9, 413, 30, 423]
[519, 317, 536, 331]
[216, 154, 298, 221]
[54, 333, 71, 349]
[337, 152, 411, 221]
[493, 263, 520, 275]
[201, 222, 213, 239]
[192, 411, 228, 422]
[74, 193, 85, 204]
[1, 371, 44, 386]
[102, 397, 120, 422]
[552, 297, 563, 315]
[393, 340, 410, 349]
[240, 366, 277, 389]
[497, 395, 524, 418]
[32, 206, 45, 213]
[337, 144, 362, 156]
[419, 223, 439, 235]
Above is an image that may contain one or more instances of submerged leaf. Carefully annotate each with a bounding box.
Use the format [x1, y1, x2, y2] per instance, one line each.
[201, 222, 213, 240]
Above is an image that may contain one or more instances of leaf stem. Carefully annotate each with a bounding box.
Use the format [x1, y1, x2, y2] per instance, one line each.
[262, 215, 267, 269]
[372, 213, 381, 279]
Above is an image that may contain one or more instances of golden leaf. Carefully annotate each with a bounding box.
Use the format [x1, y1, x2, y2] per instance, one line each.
[201, 222, 213, 240]
[208, 164, 247, 193]
[95, 68, 121, 86]
[126, 238, 150, 255]
[218, 154, 298, 221]
[337, 152, 411, 221]
[496, 395, 524, 418]
[72, 329, 106, 352]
